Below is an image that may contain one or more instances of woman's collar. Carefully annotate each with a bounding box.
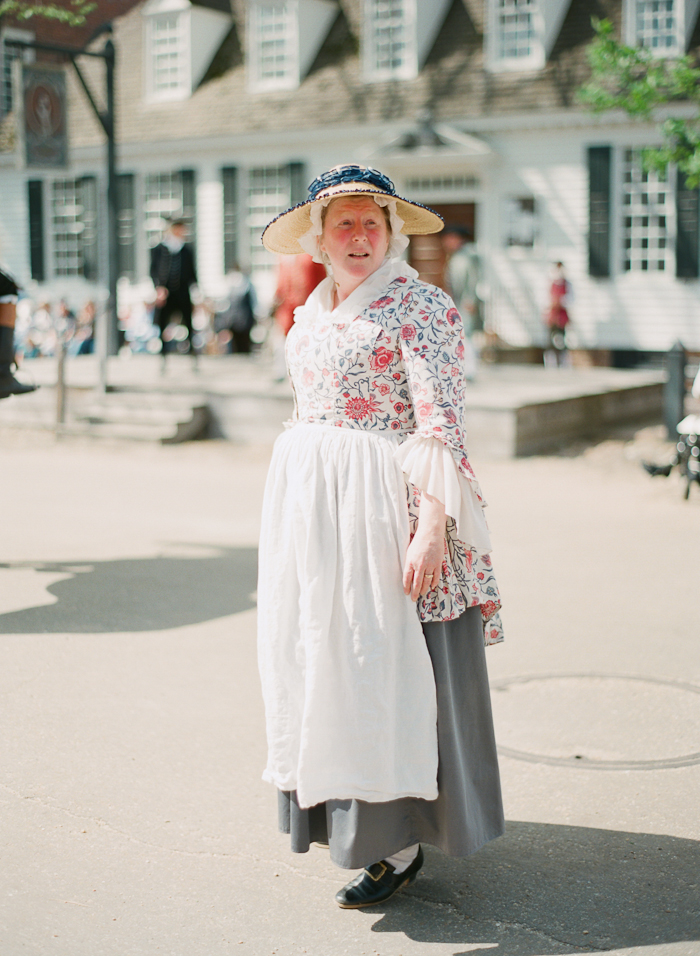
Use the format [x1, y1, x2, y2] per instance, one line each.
[297, 258, 418, 326]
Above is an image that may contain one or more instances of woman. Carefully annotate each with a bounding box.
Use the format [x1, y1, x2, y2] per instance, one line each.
[258, 165, 504, 908]
[545, 261, 571, 366]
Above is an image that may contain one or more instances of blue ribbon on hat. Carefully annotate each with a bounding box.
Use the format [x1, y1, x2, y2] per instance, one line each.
[308, 165, 396, 200]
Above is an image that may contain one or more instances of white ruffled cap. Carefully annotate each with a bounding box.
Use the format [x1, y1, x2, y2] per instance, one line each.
[394, 435, 492, 554]
[298, 195, 410, 264]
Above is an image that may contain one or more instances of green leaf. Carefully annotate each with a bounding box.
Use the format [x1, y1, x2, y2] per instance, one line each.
[0, 0, 96, 24]
[578, 16, 700, 187]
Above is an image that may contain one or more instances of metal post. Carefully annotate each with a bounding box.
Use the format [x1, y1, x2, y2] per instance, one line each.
[664, 340, 686, 439]
[6, 30, 117, 394]
[102, 38, 118, 389]
[56, 336, 66, 427]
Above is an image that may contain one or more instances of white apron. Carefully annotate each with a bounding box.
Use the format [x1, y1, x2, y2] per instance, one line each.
[257, 422, 438, 810]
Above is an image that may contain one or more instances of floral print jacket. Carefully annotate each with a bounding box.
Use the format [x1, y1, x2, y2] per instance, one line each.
[286, 263, 503, 645]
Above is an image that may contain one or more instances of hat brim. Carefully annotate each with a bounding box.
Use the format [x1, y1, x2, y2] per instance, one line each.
[262, 187, 444, 255]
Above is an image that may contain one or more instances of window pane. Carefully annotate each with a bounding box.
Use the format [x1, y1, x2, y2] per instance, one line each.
[635, 0, 678, 54]
[254, 3, 295, 83]
[143, 171, 196, 249]
[505, 196, 536, 247]
[151, 13, 186, 94]
[51, 179, 84, 277]
[621, 148, 671, 272]
[247, 165, 290, 278]
[498, 0, 536, 60]
[369, 0, 408, 74]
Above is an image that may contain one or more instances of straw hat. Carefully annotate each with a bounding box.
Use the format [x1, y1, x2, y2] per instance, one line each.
[262, 165, 443, 255]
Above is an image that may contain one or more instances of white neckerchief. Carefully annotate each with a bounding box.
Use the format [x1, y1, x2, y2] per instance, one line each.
[293, 258, 418, 327]
[164, 236, 185, 253]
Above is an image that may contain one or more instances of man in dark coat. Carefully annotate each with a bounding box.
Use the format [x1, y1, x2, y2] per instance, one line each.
[149, 217, 198, 357]
[0, 268, 38, 399]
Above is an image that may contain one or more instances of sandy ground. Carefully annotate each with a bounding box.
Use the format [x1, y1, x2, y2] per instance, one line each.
[0, 424, 699, 956]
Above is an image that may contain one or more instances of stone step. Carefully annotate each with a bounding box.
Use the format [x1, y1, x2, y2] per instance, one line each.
[75, 401, 205, 426]
[55, 420, 179, 442]
[0, 387, 210, 443]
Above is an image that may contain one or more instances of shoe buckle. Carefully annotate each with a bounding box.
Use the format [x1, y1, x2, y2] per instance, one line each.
[366, 861, 388, 881]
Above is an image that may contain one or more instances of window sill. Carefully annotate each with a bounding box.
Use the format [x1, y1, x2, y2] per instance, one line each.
[248, 78, 300, 94]
[144, 89, 192, 104]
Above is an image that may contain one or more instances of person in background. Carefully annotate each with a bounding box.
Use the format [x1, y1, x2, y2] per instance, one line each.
[0, 268, 38, 399]
[214, 265, 257, 354]
[72, 300, 96, 355]
[271, 253, 327, 379]
[442, 226, 479, 381]
[545, 261, 571, 368]
[150, 216, 198, 365]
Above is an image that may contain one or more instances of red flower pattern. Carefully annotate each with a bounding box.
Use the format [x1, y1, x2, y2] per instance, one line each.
[284, 272, 502, 643]
[415, 401, 434, 422]
[345, 396, 379, 420]
[369, 346, 394, 372]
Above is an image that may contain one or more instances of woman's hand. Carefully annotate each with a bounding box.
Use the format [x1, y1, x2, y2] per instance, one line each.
[403, 492, 447, 601]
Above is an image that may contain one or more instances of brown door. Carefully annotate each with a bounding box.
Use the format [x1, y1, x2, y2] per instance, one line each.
[408, 203, 476, 291]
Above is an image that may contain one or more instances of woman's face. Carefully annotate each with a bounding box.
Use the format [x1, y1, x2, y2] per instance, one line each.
[320, 197, 390, 293]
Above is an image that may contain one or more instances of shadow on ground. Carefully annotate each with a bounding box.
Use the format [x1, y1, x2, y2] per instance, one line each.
[363, 821, 700, 955]
[0, 545, 257, 633]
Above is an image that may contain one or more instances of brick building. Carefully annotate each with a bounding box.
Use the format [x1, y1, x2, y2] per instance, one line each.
[1, 0, 700, 358]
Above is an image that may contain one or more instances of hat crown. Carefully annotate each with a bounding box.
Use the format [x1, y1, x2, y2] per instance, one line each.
[308, 165, 396, 201]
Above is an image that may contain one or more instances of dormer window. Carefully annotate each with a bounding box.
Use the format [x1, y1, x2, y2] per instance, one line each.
[637, 0, 679, 51]
[486, 0, 571, 72]
[499, 0, 536, 59]
[365, 0, 416, 80]
[623, 0, 695, 54]
[249, 2, 297, 90]
[143, 0, 232, 103]
[247, 0, 337, 93]
[362, 0, 452, 83]
[490, 0, 543, 70]
[150, 10, 190, 98]
[624, 0, 700, 54]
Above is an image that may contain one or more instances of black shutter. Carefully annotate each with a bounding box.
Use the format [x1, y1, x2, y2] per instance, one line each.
[588, 146, 611, 277]
[222, 166, 238, 273]
[289, 161, 306, 206]
[79, 175, 98, 281]
[117, 173, 136, 280]
[180, 168, 196, 254]
[27, 179, 45, 281]
[676, 170, 699, 279]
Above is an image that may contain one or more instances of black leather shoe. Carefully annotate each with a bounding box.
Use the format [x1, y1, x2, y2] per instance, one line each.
[335, 846, 423, 909]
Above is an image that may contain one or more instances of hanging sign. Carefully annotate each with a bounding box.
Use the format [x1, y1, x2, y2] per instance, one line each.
[20, 65, 68, 168]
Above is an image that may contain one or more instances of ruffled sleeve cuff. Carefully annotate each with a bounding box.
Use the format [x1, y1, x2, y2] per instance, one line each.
[394, 435, 492, 554]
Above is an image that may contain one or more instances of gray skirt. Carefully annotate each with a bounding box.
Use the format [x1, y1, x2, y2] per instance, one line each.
[278, 604, 504, 869]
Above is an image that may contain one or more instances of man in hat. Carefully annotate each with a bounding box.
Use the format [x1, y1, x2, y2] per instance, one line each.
[149, 217, 198, 362]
